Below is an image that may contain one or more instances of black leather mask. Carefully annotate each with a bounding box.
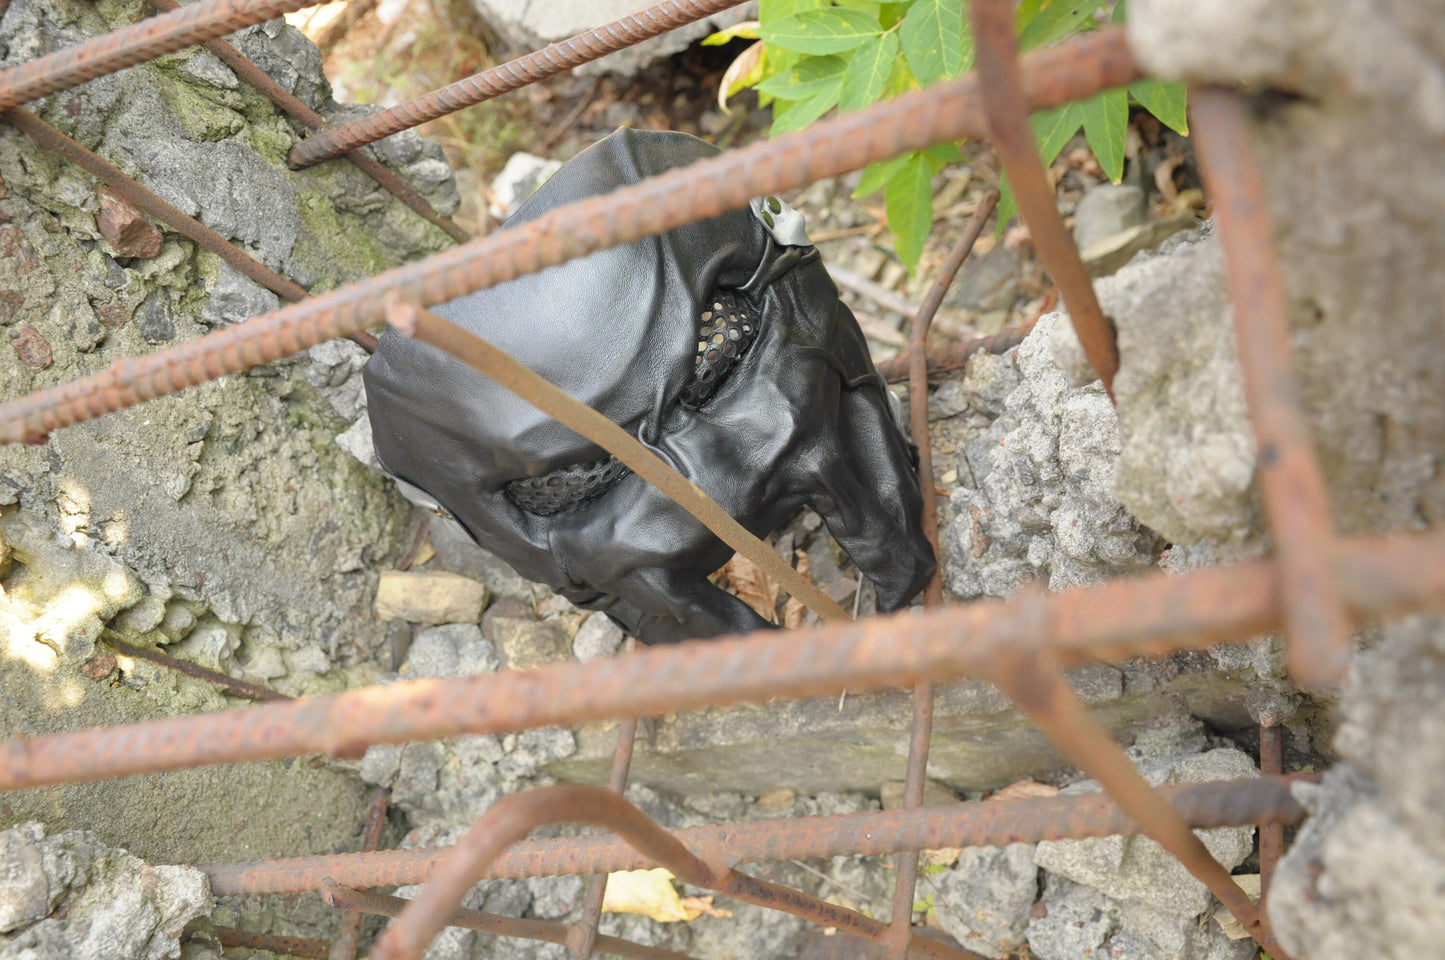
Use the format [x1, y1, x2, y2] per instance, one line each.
[364, 129, 934, 643]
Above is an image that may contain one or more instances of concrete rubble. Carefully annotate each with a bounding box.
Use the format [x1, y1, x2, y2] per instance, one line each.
[0, 823, 211, 960]
[1, 0, 1442, 955]
[0, 0, 457, 871]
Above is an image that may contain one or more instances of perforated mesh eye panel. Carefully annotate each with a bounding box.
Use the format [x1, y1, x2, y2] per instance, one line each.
[505, 289, 758, 517]
[505, 457, 631, 517]
[680, 290, 758, 410]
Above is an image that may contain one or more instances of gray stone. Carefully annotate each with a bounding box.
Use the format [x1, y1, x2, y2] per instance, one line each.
[1061, 228, 1262, 549]
[1112, 898, 1256, 960]
[429, 515, 545, 601]
[1072, 184, 1147, 251]
[931, 843, 1037, 958]
[525, 875, 583, 920]
[335, 414, 381, 471]
[403, 623, 500, 679]
[572, 611, 624, 661]
[0, 823, 210, 960]
[488, 152, 562, 221]
[1026, 875, 1114, 960]
[198, 263, 281, 327]
[137, 290, 175, 343]
[1269, 618, 1445, 959]
[1081, 210, 1198, 277]
[941, 315, 1163, 603]
[1126, 0, 1445, 539]
[946, 243, 1020, 313]
[1034, 748, 1257, 918]
[1329, 615, 1445, 857]
[303, 338, 370, 422]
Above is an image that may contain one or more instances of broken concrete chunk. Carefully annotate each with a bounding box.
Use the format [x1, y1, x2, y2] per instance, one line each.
[0, 822, 211, 960]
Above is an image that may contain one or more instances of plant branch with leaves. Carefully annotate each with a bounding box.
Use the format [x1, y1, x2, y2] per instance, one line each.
[713, 1, 1188, 271]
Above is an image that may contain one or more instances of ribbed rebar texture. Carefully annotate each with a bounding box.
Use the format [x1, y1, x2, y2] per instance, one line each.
[288, 0, 749, 166]
[3, 526, 1439, 796]
[1190, 86, 1353, 691]
[971, 0, 1119, 398]
[0, 0, 322, 111]
[202, 776, 1310, 895]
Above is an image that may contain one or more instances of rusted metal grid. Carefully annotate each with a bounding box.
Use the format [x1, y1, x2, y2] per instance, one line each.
[0, 2, 1432, 959]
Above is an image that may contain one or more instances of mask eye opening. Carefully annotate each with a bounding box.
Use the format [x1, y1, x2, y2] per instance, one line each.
[679, 288, 759, 410]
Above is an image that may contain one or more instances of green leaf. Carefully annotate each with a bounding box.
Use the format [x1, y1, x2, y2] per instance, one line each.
[922, 141, 964, 171]
[885, 151, 933, 271]
[1080, 86, 1128, 182]
[878, 2, 908, 29]
[1130, 78, 1189, 134]
[759, 8, 883, 55]
[769, 82, 843, 136]
[759, 0, 828, 25]
[899, 0, 970, 86]
[701, 22, 760, 46]
[1112, 0, 1129, 23]
[1017, 1, 1101, 51]
[852, 152, 912, 198]
[837, 30, 899, 112]
[754, 55, 848, 100]
[1015, 0, 1046, 28]
[995, 174, 1017, 237]
[882, 52, 919, 98]
[1030, 99, 1087, 166]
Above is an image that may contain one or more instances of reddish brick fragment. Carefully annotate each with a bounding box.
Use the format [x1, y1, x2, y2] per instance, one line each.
[12, 323, 52, 369]
[98, 302, 128, 329]
[81, 653, 117, 680]
[98, 189, 163, 259]
[0, 290, 22, 323]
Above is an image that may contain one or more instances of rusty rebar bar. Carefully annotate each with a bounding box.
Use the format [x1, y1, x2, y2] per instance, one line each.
[970, 0, 1118, 398]
[889, 191, 1001, 959]
[212, 926, 331, 959]
[1, 526, 1440, 795]
[908, 191, 998, 607]
[0, 27, 1140, 445]
[884, 683, 940, 960]
[0, 0, 323, 112]
[287, 0, 749, 167]
[1259, 724, 1284, 896]
[1189, 86, 1352, 691]
[569, 718, 640, 960]
[385, 300, 846, 622]
[989, 651, 1288, 958]
[204, 776, 1312, 895]
[102, 632, 292, 703]
[146, 0, 469, 244]
[321, 884, 699, 960]
[877, 322, 1036, 383]
[328, 788, 392, 960]
[3, 107, 309, 304]
[371, 784, 977, 960]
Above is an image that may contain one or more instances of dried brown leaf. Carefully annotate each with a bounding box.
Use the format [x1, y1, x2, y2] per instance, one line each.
[722, 552, 778, 623]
